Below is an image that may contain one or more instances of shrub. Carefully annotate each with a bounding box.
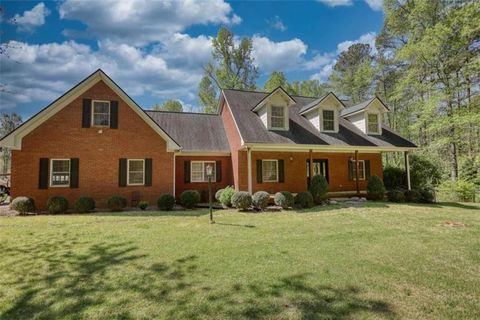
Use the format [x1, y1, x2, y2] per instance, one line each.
[138, 201, 149, 210]
[418, 189, 434, 203]
[274, 191, 294, 209]
[215, 189, 224, 201]
[219, 186, 235, 207]
[157, 193, 175, 211]
[180, 190, 200, 209]
[410, 154, 442, 190]
[404, 190, 421, 203]
[252, 191, 269, 210]
[10, 196, 35, 214]
[231, 191, 252, 210]
[295, 192, 314, 209]
[386, 189, 405, 203]
[308, 174, 329, 204]
[367, 175, 386, 201]
[383, 166, 405, 190]
[437, 180, 476, 202]
[107, 196, 127, 212]
[74, 197, 95, 213]
[47, 196, 69, 214]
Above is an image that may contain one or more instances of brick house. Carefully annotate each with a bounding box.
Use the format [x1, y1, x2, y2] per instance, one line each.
[0, 70, 416, 209]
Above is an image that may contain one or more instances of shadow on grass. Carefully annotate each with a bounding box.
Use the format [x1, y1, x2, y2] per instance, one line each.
[1, 233, 395, 319]
[215, 222, 256, 228]
[91, 209, 211, 217]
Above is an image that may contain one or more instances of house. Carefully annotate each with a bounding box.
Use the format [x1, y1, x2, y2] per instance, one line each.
[0, 70, 416, 209]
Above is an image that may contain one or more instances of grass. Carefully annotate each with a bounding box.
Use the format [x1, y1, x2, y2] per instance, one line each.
[0, 202, 479, 319]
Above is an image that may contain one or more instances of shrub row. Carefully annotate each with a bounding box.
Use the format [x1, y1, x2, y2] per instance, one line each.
[386, 188, 434, 203]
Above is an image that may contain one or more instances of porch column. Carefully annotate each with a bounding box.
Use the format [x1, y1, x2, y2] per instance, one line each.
[405, 151, 411, 190]
[355, 150, 360, 195]
[247, 147, 253, 194]
[309, 149, 313, 187]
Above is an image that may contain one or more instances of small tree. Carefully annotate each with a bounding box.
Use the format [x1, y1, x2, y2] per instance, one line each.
[367, 176, 386, 201]
[308, 175, 329, 204]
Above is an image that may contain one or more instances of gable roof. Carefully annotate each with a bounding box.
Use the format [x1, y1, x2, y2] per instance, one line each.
[341, 97, 389, 117]
[0, 69, 181, 151]
[145, 111, 230, 153]
[222, 89, 416, 150]
[251, 86, 296, 112]
[298, 92, 345, 115]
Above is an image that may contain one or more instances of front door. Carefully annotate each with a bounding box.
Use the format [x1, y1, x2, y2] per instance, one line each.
[307, 159, 329, 186]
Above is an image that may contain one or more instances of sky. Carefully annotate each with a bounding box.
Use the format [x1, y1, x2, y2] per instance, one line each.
[0, 0, 384, 119]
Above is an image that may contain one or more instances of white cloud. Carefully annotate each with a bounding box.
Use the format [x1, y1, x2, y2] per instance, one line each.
[252, 36, 307, 72]
[364, 0, 383, 11]
[12, 2, 50, 32]
[317, 0, 352, 7]
[267, 15, 287, 32]
[336, 32, 377, 54]
[59, 0, 241, 46]
[304, 53, 335, 70]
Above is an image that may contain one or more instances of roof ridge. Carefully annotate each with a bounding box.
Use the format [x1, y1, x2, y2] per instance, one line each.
[144, 110, 220, 116]
[223, 87, 322, 100]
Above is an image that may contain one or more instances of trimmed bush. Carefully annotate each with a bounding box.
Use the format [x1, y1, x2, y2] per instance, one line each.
[138, 201, 149, 210]
[180, 190, 200, 209]
[404, 190, 421, 203]
[231, 191, 252, 210]
[309, 174, 329, 204]
[107, 196, 127, 212]
[367, 175, 386, 201]
[386, 189, 405, 203]
[437, 180, 476, 202]
[47, 196, 69, 214]
[419, 189, 434, 203]
[219, 186, 235, 207]
[274, 191, 294, 209]
[10, 196, 35, 214]
[252, 191, 269, 210]
[295, 192, 314, 209]
[383, 166, 405, 190]
[74, 197, 95, 213]
[157, 193, 175, 211]
[215, 189, 224, 201]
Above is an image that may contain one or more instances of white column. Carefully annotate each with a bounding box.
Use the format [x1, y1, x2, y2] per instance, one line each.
[173, 152, 176, 196]
[247, 147, 253, 194]
[405, 151, 411, 190]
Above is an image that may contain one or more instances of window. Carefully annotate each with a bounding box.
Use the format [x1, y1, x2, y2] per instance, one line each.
[322, 110, 335, 131]
[270, 106, 285, 129]
[127, 159, 145, 185]
[367, 113, 379, 134]
[50, 159, 70, 187]
[262, 160, 278, 182]
[191, 161, 216, 183]
[351, 160, 366, 180]
[92, 100, 110, 127]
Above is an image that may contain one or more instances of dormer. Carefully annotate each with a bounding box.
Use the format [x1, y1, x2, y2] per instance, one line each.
[299, 92, 345, 133]
[252, 87, 295, 131]
[341, 97, 389, 135]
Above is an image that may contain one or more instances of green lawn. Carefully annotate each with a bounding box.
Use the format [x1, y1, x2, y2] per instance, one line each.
[1, 202, 479, 319]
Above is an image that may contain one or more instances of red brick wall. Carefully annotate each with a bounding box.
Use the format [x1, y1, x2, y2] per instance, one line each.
[11, 80, 174, 210]
[220, 100, 243, 190]
[175, 155, 233, 199]
[238, 150, 382, 194]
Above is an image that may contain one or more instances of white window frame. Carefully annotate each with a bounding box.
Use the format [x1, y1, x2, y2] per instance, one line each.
[321, 109, 336, 132]
[262, 159, 279, 183]
[127, 159, 145, 186]
[50, 159, 71, 187]
[190, 161, 216, 183]
[91, 100, 111, 127]
[366, 112, 380, 135]
[269, 105, 286, 130]
[351, 160, 366, 180]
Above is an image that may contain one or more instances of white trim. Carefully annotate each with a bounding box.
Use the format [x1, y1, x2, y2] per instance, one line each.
[366, 112, 381, 135]
[221, 91, 245, 146]
[244, 143, 416, 153]
[351, 159, 366, 180]
[0, 70, 181, 151]
[127, 159, 145, 186]
[262, 159, 279, 183]
[176, 151, 230, 156]
[405, 151, 411, 190]
[320, 108, 337, 133]
[268, 105, 288, 131]
[50, 158, 70, 188]
[252, 87, 295, 112]
[299, 92, 345, 116]
[173, 153, 176, 196]
[190, 161, 216, 183]
[247, 148, 252, 193]
[91, 100, 111, 127]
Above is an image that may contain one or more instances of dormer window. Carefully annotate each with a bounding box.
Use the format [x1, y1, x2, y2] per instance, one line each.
[270, 105, 285, 129]
[92, 100, 110, 127]
[367, 113, 380, 134]
[322, 110, 335, 132]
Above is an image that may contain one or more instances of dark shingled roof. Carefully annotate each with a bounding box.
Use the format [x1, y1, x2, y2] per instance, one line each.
[340, 98, 375, 117]
[145, 111, 230, 152]
[222, 89, 417, 148]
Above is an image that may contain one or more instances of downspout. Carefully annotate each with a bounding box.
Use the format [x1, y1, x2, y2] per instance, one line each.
[247, 147, 253, 194]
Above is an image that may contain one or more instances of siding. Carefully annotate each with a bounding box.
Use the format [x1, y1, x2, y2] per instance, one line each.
[347, 112, 366, 133]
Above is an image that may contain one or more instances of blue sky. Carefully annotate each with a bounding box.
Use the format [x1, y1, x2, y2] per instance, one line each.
[1, 0, 383, 119]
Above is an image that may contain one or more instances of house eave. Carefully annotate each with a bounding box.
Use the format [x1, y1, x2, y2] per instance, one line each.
[243, 142, 417, 153]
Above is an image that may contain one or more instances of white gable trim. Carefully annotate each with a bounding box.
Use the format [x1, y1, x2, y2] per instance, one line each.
[220, 91, 245, 146]
[0, 69, 181, 151]
[298, 92, 345, 116]
[251, 86, 295, 112]
[342, 97, 389, 118]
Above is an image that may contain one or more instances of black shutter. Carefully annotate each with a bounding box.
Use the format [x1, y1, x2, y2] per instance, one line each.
[110, 101, 118, 129]
[119, 158, 127, 187]
[70, 158, 79, 188]
[348, 160, 354, 181]
[145, 158, 152, 186]
[365, 160, 371, 179]
[184, 160, 191, 183]
[256, 160, 263, 183]
[278, 160, 285, 183]
[216, 160, 222, 182]
[39, 158, 49, 189]
[82, 99, 91, 128]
